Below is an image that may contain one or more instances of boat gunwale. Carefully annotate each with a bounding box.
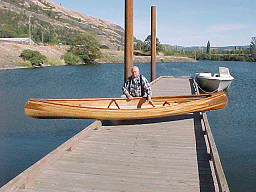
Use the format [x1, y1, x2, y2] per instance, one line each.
[195, 76, 234, 81]
[28, 93, 213, 102]
[195, 74, 234, 81]
[26, 93, 216, 111]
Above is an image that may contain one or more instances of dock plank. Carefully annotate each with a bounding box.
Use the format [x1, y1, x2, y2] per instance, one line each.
[21, 119, 200, 192]
[151, 77, 192, 96]
[4, 76, 221, 192]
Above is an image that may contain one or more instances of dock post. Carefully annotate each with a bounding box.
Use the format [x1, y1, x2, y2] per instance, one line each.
[124, 0, 134, 82]
[151, 6, 156, 81]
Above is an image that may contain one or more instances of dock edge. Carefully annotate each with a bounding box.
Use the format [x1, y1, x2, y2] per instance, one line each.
[193, 79, 230, 192]
[0, 120, 102, 192]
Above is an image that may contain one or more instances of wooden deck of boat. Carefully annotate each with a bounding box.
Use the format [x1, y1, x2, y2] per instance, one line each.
[2, 76, 229, 192]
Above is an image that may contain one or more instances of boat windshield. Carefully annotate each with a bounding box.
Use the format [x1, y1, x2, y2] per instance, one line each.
[219, 67, 230, 76]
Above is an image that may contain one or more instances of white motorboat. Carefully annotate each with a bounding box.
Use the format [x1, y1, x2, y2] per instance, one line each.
[194, 67, 234, 92]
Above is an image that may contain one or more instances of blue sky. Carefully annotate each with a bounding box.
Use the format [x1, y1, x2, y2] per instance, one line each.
[52, 0, 256, 47]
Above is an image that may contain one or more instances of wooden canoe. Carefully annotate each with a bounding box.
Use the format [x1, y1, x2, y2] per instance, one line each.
[24, 92, 227, 120]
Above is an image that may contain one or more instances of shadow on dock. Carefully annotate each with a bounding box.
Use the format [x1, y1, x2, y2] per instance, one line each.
[193, 112, 215, 191]
[102, 114, 195, 126]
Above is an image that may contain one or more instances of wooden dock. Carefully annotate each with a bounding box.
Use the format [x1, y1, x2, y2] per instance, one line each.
[1, 76, 229, 192]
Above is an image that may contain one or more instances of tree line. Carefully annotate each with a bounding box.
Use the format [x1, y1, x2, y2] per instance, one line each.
[20, 34, 256, 68]
[134, 36, 256, 62]
[196, 39, 256, 62]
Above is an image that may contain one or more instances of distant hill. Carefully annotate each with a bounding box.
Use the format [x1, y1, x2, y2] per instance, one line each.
[163, 44, 250, 51]
[187, 45, 250, 51]
[0, 0, 124, 50]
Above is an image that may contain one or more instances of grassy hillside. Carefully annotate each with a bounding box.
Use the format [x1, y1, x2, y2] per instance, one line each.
[0, 0, 124, 50]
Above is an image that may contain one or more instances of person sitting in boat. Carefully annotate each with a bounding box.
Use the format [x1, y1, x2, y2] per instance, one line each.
[122, 66, 155, 107]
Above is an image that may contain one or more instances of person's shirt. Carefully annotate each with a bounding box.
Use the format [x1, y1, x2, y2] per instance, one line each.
[122, 74, 152, 97]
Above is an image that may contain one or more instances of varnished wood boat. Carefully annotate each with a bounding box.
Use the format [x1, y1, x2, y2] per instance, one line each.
[24, 92, 227, 120]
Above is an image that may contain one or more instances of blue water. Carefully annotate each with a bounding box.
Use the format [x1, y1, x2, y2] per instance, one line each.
[0, 61, 255, 191]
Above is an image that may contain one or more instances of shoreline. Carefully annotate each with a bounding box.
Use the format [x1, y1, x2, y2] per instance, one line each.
[0, 42, 196, 70]
[0, 57, 196, 70]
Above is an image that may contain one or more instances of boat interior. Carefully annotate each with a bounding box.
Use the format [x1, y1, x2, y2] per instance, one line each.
[29, 94, 212, 110]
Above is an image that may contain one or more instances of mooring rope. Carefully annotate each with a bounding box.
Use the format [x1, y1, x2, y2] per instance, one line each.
[193, 78, 219, 94]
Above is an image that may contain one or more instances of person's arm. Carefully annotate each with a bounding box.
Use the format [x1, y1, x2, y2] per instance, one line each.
[122, 77, 133, 100]
[125, 92, 133, 100]
[141, 76, 154, 107]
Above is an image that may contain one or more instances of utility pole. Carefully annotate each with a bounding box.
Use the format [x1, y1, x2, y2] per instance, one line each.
[28, 15, 32, 45]
[41, 31, 44, 43]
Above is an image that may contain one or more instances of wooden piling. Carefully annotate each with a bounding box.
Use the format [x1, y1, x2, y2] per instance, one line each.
[124, 0, 134, 82]
[151, 6, 156, 81]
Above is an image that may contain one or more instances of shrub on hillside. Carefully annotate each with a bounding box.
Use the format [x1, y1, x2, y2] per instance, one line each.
[20, 49, 34, 60]
[61, 52, 82, 65]
[20, 49, 46, 67]
[29, 56, 44, 66]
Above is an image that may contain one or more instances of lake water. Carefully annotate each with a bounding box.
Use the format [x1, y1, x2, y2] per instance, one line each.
[0, 61, 255, 191]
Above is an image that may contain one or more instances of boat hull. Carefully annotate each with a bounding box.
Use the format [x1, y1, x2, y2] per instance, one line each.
[195, 67, 234, 92]
[195, 73, 233, 92]
[24, 92, 228, 120]
[195, 75, 233, 92]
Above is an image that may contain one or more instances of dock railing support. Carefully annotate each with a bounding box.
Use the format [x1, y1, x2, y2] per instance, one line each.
[202, 113, 230, 192]
[124, 0, 134, 82]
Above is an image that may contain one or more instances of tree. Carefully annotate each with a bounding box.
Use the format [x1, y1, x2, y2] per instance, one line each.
[250, 37, 256, 60]
[144, 35, 163, 53]
[135, 35, 163, 55]
[69, 32, 101, 64]
[206, 41, 211, 54]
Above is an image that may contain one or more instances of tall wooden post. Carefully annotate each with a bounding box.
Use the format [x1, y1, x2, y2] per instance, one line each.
[151, 6, 156, 81]
[124, 0, 133, 82]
